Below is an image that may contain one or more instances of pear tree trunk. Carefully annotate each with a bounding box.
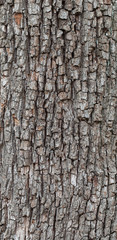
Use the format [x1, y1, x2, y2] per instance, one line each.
[0, 0, 117, 239]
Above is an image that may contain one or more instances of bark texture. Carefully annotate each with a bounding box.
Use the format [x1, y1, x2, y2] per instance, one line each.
[0, 0, 117, 239]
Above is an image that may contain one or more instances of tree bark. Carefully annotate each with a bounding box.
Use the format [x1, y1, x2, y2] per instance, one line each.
[0, 0, 117, 239]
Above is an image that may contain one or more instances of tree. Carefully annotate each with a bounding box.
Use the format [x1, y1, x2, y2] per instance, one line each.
[0, 0, 117, 239]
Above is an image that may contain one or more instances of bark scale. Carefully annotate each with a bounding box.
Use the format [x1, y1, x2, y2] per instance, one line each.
[0, 0, 117, 239]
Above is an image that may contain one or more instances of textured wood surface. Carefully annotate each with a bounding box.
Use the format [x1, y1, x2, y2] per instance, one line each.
[0, 0, 117, 239]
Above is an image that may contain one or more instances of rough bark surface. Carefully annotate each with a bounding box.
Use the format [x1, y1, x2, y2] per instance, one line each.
[0, 0, 117, 239]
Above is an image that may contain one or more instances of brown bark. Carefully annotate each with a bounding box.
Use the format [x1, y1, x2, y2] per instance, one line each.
[0, 0, 117, 239]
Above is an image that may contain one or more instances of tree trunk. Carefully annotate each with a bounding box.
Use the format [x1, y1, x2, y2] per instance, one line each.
[0, 0, 117, 239]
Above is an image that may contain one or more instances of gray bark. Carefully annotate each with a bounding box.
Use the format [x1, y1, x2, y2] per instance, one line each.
[0, 0, 117, 239]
